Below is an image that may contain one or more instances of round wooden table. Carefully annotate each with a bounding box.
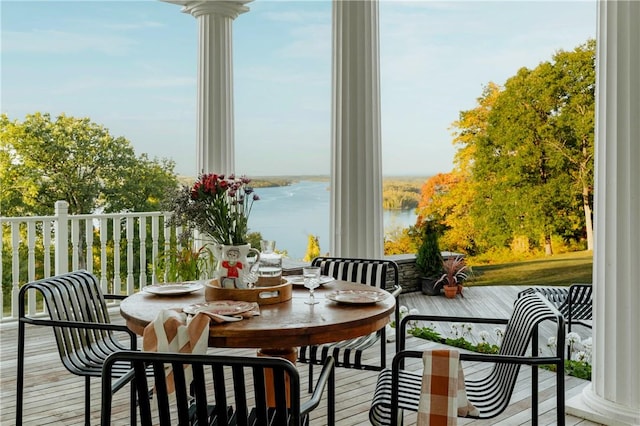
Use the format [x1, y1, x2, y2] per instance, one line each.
[120, 280, 395, 350]
[121, 280, 395, 406]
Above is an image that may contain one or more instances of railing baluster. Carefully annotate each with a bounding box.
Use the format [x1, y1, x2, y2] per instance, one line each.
[71, 219, 80, 271]
[164, 216, 171, 283]
[27, 222, 36, 315]
[54, 200, 69, 275]
[43, 221, 51, 279]
[100, 218, 109, 293]
[27, 221, 36, 283]
[11, 222, 20, 318]
[85, 219, 94, 273]
[126, 216, 135, 295]
[139, 216, 147, 287]
[151, 217, 159, 284]
[113, 217, 122, 295]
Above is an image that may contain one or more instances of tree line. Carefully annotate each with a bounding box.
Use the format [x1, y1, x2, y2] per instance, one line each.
[1, 112, 178, 217]
[415, 40, 595, 258]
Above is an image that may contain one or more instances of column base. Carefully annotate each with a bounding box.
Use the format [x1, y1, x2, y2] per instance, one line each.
[566, 383, 640, 425]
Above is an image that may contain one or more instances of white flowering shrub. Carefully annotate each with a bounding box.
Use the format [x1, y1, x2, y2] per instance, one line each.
[405, 312, 592, 380]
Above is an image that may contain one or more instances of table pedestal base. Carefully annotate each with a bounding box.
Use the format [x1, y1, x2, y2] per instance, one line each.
[257, 347, 297, 407]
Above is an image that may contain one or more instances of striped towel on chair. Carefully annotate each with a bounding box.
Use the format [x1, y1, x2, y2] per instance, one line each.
[417, 349, 478, 426]
[143, 309, 210, 394]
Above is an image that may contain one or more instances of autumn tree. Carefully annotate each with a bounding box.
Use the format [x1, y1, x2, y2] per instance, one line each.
[384, 227, 417, 255]
[303, 235, 321, 262]
[419, 83, 502, 254]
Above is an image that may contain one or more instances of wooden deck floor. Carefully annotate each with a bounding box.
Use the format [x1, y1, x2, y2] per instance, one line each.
[1, 285, 601, 425]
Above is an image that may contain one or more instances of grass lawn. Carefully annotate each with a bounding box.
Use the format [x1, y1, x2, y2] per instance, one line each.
[468, 250, 593, 287]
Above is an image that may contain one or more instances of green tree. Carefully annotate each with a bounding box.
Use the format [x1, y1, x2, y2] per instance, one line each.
[0, 112, 178, 216]
[414, 222, 442, 278]
[546, 40, 596, 250]
[479, 64, 572, 254]
[439, 41, 594, 257]
[472, 41, 596, 256]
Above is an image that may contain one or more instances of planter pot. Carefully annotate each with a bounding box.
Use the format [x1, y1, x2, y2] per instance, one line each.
[443, 285, 458, 299]
[420, 276, 442, 296]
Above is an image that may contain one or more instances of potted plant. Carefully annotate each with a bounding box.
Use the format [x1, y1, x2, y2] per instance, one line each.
[435, 256, 469, 298]
[155, 243, 216, 282]
[167, 173, 261, 288]
[414, 221, 443, 295]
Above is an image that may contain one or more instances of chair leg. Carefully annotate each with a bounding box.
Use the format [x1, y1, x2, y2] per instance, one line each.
[130, 380, 136, 425]
[328, 365, 335, 426]
[380, 327, 387, 369]
[85, 376, 91, 426]
[557, 359, 566, 425]
[308, 363, 314, 393]
[531, 329, 539, 426]
[16, 322, 25, 426]
[566, 321, 573, 359]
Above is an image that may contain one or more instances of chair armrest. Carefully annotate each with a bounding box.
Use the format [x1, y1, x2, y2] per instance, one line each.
[301, 355, 335, 416]
[395, 350, 563, 369]
[104, 294, 128, 301]
[390, 285, 402, 298]
[20, 317, 138, 349]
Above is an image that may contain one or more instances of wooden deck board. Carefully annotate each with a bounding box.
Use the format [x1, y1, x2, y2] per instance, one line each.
[1, 286, 601, 425]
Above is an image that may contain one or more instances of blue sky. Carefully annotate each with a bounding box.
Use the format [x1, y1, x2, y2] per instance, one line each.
[1, 0, 596, 177]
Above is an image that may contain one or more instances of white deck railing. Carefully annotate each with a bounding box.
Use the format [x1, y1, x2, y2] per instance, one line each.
[1, 201, 181, 322]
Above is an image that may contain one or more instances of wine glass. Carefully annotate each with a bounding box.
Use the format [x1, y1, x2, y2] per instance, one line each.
[303, 266, 321, 305]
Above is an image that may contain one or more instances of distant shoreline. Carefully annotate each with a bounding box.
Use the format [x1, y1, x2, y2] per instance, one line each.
[176, 175, 426, 209]
[178, 175, 430, 184]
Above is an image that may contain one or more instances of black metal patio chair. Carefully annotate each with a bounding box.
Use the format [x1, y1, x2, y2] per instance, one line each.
[369, 293, 566, 426]
[16, 270, 139, 426]
[297, 256, 402, 393]
[101, 351, 336, 426]
[518, 283, 593, 332]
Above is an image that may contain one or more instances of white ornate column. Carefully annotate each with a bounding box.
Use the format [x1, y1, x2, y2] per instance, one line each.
[566, 1, 640, 424]
[163, 0, 251, 175]
[330, 0, 384, 258]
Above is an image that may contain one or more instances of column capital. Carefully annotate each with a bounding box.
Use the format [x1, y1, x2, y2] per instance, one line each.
[162, 0, 251, 19]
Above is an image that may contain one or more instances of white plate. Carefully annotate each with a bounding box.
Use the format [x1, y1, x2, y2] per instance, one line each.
[183, 300, 255, 316]
[286, 275, 335, 286]
[142, 282, 203, 296]
[326, 290, 387, 304]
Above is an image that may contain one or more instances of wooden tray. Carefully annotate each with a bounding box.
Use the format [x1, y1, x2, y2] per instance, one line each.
[204, 279, 292, 305]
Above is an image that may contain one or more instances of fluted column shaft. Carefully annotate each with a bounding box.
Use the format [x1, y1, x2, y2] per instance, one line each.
[165, 0, 250, 175]
[567, 1, 640, 424]
[330, 0, 384, 258]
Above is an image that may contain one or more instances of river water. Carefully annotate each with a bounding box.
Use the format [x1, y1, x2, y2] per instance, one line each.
[249, 180, 417, 260]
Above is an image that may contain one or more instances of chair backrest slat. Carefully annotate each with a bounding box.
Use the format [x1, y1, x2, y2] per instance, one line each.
[568, 283, 593, 321]
[311, 257, 396, 289]
[478, 294, 563, 412]
[517, 284, 592, 325]
[102, 351, 309, 426]
[19, 270, 115, 370]
[232, 365, 249, 426]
